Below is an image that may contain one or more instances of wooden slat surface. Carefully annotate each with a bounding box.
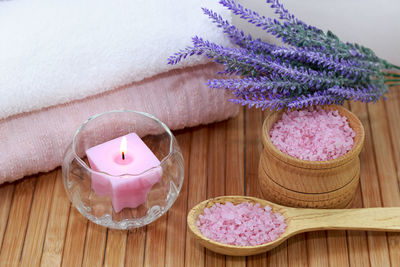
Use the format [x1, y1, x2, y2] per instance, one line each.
[0, 89, 399, 266]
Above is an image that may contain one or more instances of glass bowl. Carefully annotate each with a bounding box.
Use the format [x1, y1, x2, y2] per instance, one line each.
[62, 110, 184, 229]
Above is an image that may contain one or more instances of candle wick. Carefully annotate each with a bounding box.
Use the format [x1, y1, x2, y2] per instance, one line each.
[122, 152, 125, 160]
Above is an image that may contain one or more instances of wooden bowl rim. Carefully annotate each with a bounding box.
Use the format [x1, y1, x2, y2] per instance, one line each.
[262, 105, 365, 169]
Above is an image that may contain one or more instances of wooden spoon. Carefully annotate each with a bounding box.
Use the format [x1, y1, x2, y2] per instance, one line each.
[187, 196, 400, 256]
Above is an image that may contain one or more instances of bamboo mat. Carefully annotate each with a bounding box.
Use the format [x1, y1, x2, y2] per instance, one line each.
[0, 90, 399, 267]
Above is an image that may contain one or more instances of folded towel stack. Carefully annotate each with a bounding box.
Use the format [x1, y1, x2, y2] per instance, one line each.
[0, 0, 238, 183]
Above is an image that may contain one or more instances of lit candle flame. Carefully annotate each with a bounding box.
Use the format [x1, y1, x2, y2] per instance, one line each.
[120, 136, 127, 160]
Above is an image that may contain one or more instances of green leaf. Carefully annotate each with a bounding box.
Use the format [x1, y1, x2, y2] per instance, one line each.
[327, 30, 339, 40]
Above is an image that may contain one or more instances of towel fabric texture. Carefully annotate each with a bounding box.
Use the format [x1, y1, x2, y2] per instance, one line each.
[0, 0, 232, 119]
[0, 0, 238, 183]
[0, 64, 238, 183]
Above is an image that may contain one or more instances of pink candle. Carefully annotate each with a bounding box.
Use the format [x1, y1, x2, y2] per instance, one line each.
[86, 133, 162, 212]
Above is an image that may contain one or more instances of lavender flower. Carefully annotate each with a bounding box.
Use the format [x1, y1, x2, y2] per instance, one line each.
[270, 47, 378, 78]
[327, 84, 388, 103]
[231, 94, 289, 110]
[201, 7, 276, 54]
[287, 91, 343, 109]
[168, 0, 400, 110]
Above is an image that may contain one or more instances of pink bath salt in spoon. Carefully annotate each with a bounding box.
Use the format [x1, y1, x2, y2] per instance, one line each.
[197, 201, 286, 246]
[188, 196, 400, 256]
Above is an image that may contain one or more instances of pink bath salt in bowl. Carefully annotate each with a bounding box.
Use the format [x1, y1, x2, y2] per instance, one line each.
[197, 202, 286, 246]
[269, 108, 355, 161]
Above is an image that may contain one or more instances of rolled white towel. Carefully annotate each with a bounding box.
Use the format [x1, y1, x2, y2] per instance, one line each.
[0, 0, 232, 119]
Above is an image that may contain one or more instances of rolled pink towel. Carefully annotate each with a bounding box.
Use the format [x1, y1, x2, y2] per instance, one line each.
[0, 63, 237, 184]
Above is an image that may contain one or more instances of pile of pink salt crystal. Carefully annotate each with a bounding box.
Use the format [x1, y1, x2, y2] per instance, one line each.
[197, 201, 286, 246]
[270, 108, 355, 161]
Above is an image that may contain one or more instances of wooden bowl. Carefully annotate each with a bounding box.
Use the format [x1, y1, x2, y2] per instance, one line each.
[258, 105, 365, 208]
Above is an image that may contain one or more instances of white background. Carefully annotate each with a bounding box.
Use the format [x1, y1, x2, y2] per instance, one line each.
[233, 0, 400, 65]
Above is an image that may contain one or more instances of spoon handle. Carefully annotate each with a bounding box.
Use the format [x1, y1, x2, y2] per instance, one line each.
[287, 207, 400, 232]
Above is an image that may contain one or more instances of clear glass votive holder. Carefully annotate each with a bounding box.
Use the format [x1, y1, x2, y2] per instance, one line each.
[62, 110, 184, 229]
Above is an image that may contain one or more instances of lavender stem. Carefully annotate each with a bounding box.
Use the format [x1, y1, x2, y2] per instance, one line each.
[384, 72, 400, 77]
[384, 79, 400, 82]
